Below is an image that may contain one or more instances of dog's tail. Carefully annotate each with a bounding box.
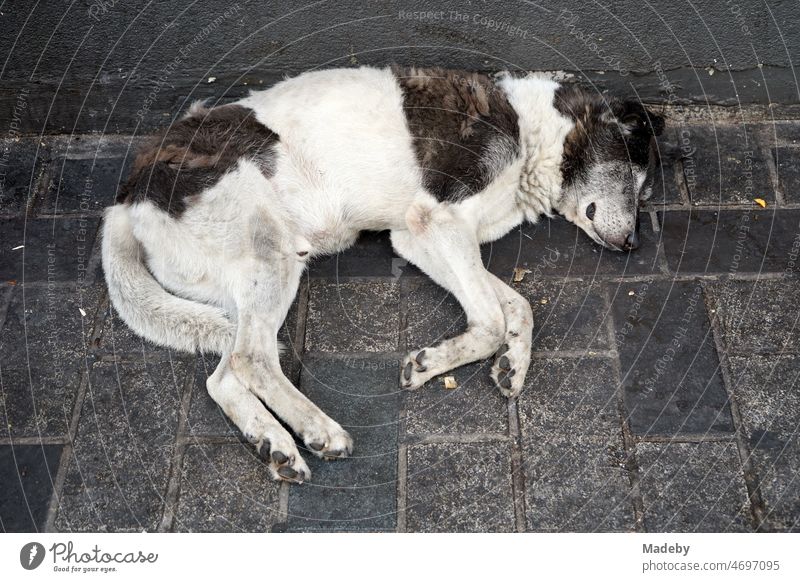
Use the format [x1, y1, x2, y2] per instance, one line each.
[101, 204, 235, 354]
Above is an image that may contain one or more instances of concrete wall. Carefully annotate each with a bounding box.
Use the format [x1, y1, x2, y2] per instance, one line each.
[2, 0, 798, 134]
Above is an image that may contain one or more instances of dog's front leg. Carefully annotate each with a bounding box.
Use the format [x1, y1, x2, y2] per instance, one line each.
[391, 202, 511, 394]
[487, 274, 533, 398]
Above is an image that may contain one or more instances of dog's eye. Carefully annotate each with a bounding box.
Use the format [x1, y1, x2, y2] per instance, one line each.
[586, 203, 596, 221]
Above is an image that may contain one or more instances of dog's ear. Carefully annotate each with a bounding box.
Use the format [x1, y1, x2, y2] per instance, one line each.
[607, 100, 665, 138]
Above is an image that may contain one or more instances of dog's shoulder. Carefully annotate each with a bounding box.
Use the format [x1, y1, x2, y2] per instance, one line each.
[391, 66, 520, 203]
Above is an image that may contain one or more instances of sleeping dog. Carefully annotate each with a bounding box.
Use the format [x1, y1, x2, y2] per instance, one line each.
[102, 66, 664, 483]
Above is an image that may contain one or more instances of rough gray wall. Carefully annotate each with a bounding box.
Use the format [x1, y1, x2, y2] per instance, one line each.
[2, 0, 798, 134]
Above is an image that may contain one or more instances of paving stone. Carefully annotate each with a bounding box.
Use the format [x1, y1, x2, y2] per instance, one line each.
[0, 367, 76, 441]
[648, 129, 685, 205]
[66, 135, 144, 160]
[611, 280, 733, 436]
[707, 279, 800, 355]
[0, 217, 101, 283]
[728, 355, 800, 438]
[404, 279, 466, 350]
[518, 279, 610, 352]
[517, 357, 633, 531]
[173, 443, 283, 532]
[0, 284, 102, 437]
[0, 445, 62, 532]
[403, 360, 507, 436]
[680, 125, 773, 204]
[661, 209, 800, 275]
[772, 146, 800, 204]
[308, 230, 402, 278]
[185, 354, 236, 437]
[637, 442, 752, 532]
[728, 355, 800, 531]
[771, 122, 800, 145]
[519, 357, 620, 439]
[0, 139, 51, 214]
[55, 360, 191, 532]
[485, 214, 661, 281]
[287, 354, 399, 531]
[524, 438, 635, 532]
[92, 301, 182, 361]
[277, 295, 302, 376]
[305, 280, 399, 352]
[750, 441, 800, 532]
[406, 441, 515, 532]
[0, 285, 10, 324]
[0, 284, 100, 367]
[40, 157, 130, 214]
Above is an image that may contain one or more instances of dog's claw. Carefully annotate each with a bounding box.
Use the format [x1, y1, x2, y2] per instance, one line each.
[257, 440, 271, 460]
[302, 426, 353, 461]
[278, 466, 299, 481]
[403, 361, 413, 381]
[401, 347, 441, 390]
[271, 451, 289, 465]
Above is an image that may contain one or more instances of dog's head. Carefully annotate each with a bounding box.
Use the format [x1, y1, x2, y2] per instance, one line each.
[553, 86, 665, 251]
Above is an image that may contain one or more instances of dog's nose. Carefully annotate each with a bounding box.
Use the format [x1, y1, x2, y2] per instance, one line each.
[622, 230, 640, 251]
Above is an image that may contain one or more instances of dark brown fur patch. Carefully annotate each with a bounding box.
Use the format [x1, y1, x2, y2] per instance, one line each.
[393, 66, 520, 202]
[117, 104, 279, 216]
[554, 85, 664, 186]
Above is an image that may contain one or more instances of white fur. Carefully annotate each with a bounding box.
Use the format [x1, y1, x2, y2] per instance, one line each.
[101, 204, 235, 354]
[498, 74, 575, 222]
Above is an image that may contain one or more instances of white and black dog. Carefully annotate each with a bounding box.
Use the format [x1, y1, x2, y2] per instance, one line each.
[102, 66, 664, 483]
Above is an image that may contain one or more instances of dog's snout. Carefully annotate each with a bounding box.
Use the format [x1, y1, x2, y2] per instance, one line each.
[622, 230, 640, 251]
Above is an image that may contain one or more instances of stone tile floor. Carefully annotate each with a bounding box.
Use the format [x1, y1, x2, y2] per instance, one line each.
[0, 121, 798, 533]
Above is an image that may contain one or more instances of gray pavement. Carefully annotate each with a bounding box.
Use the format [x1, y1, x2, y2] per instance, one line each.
[1, 119, 798, 532]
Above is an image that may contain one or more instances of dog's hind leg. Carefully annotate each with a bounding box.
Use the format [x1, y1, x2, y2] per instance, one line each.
[206, 356, 311, 483]
[391, 202, 510, 394]
[227, 252, 353, 466]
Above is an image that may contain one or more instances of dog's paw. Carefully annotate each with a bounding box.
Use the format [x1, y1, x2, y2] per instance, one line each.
[259, 440, 311, 484]
[302, 421, 354, 461]
[246, 425, 310, 484]
[490, 342, 527, 398]
[400, 348, 439, 389]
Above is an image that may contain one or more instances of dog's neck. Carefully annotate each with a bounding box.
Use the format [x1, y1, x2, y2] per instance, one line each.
[498, 74, 574, 222]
